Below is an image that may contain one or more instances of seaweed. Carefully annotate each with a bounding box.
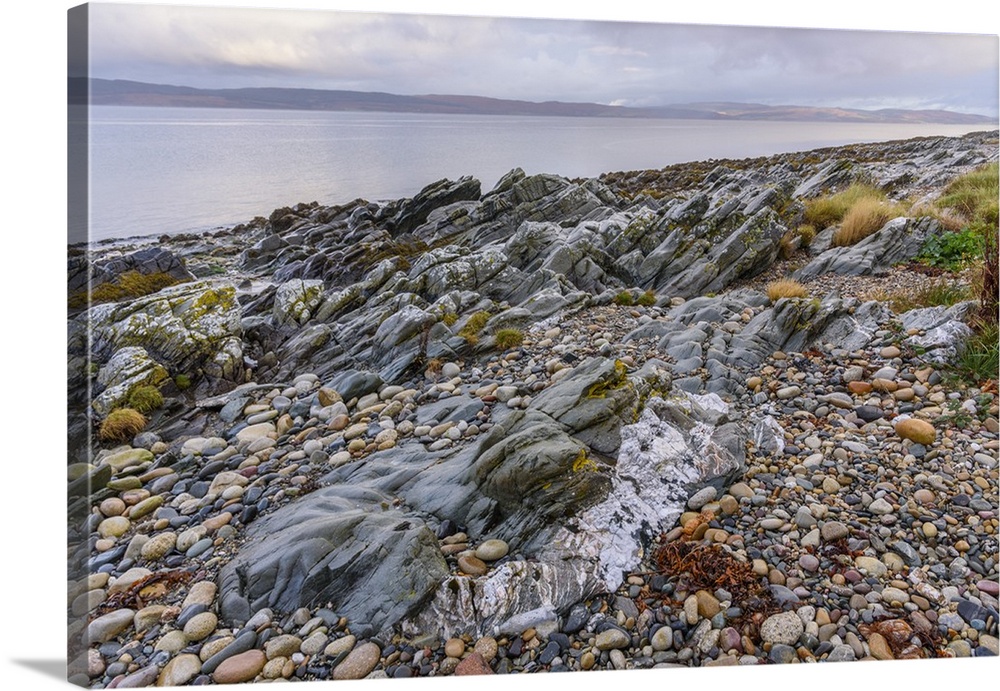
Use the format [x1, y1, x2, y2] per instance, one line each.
[94, 568, 197, 616]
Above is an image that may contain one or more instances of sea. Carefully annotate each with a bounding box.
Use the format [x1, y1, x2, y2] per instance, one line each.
[82, 105, 989, 242]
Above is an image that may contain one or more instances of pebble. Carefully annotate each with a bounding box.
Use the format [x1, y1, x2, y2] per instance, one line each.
[324, 635, 357, 658]
[455, 652, 493, 675]
[894, 418, 937, 445]
[595, 629, 630, 650]
[457, 555, 488, 576]
[333, 642, 381, 680]
[183, 611, 218, 642]
[444, 638, 466, 658]
[474, 539, 509, 561]
[760, 612, 805, 645]
[213, 649, 267, 684]
[157, 654, 202, 687]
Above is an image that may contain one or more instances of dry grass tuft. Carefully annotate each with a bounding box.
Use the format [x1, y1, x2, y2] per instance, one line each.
[804, 184, 885, 230]
[99, 408, 147, 444]
[831, 198, 903, 247]
[766, 279, 809, 302]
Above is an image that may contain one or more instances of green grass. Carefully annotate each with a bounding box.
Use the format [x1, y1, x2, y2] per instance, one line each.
[494, 328, 524, 350]
[458, 311, 491, 345]
[935, 163, 999, 325]
[125, 385, 164, 414]
[938, 163, 999, 220]
[874, 280, 973, 314]
[613, 291, 635, 306]
[636, 290, 657, 306]
[951, 319, 999, 385]
[174, 374, 192, 391]
[803, 184, 887, 230]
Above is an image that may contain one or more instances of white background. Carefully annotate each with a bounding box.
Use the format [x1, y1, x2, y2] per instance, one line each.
[1, 2, 997, 690]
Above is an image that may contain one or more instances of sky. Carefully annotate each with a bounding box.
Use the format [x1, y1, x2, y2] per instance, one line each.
[79, 1, 1000, 117]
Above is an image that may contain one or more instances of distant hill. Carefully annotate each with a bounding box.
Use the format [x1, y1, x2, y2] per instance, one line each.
[74, 78, 996, 125]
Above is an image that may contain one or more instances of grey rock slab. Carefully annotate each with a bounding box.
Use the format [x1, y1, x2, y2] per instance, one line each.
[218, 484, 448, 635]
[794, 217, 940, 281]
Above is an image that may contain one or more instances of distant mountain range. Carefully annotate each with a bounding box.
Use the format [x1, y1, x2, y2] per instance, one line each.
[73, 78, 996, 125]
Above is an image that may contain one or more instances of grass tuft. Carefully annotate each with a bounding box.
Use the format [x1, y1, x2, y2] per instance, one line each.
[99, 408, 147, 444]
[494, 328, 524, 350]
[766, 279, 809, 302]
[613, 291, 635, 306]
[458, 311, 491, 345]
[125, 385, 164, 414]
[952, 318, 999, 385]
[803, 184, 886, 230]
[871, 280, 973, 314]
[831, 197, 903, 247]
[636, 290, 657, 307]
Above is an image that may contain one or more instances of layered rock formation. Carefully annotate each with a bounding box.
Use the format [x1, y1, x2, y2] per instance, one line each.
[68, 131, 999, 685]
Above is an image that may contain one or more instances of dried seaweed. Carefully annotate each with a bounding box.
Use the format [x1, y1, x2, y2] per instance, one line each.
[654, 541, 760, 603]
[816, 537, 863, 573]
[94, 568, 197, 616]
[858, 618, 931, 659]
[651, 538, 781, 637]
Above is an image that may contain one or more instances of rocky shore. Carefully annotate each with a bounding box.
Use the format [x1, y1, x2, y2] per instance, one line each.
[68, 130, 999, 686]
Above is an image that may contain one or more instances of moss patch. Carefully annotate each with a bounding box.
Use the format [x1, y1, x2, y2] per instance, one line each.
[70, 271, 187, 309]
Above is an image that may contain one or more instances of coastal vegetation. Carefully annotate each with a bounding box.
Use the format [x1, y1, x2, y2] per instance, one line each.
[935, 162, 999, 383]
[98, 408, 147, 443]
[494, 328, 524, 350]
[70, 270, 186, 309]
[766, 278, 809, 301]
[124, 385, 164, 414]
[458, 311, 491, 345]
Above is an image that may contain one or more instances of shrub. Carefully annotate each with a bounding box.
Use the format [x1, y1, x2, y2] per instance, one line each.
[494, 328, 524, 350]
[125, 385, 164, 414]
[831, 197, 902, 247]
[936, 164, 999, 324]
[797, 224, 817, 244]
[613, 291, 635, 306]
[766, 279, 809, 302]
[99, 408, 147, 444]
[917, 225, 983, 270]
[978, 220, 998, 325]
[174, 374, 192, 391]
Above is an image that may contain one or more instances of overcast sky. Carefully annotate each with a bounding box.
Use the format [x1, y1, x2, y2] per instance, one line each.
[81, 2, 1000, 116]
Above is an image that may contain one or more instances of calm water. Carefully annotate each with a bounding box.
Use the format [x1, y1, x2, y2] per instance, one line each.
[86, 106, 987, 241]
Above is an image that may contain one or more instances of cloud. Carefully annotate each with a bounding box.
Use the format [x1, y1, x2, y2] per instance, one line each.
[86, 4, 999, 116]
